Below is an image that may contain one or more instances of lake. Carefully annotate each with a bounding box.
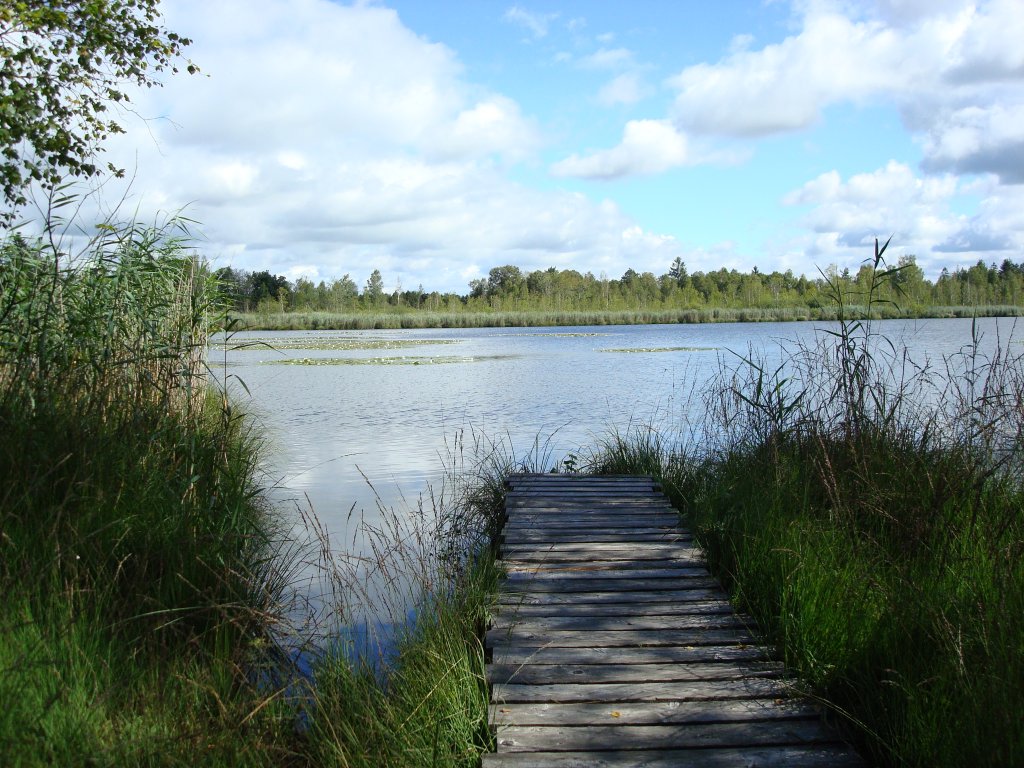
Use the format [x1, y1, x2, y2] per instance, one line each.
[214, 316, 1020, 644]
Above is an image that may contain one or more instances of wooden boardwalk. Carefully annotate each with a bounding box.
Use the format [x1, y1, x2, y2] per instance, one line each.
[484, 473, 865, 767]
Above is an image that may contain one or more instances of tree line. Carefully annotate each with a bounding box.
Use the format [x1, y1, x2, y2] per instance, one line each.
[215, 256, 1024, 316]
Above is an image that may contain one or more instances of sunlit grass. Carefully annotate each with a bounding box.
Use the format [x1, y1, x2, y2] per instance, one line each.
[582, 247, 1024, 768]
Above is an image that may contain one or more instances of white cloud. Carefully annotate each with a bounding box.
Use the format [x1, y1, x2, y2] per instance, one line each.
[92, 0, 689, 293]
[920, 103, 1024, 182]
[665, 2, 1023, 144]
[436, 96, 542, 161]
[503, 6, 558, 39]
[579, 47, 635, 71]
[551, 120, 689, 180]
[597, 73, 648, 107]
[943, 0, 1024, 82]
[667, 11, 921, 137]
[780, 160, 1024, 275]
[784, 161, 958, 241]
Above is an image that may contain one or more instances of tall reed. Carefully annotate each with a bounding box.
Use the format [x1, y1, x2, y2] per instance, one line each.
[584, 240, 1024, 767]
[0, 214, 302, 765]
[299, 428, 545, 767]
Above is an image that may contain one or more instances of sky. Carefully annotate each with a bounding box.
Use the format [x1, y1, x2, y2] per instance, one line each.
[92, 0, 1024, 294]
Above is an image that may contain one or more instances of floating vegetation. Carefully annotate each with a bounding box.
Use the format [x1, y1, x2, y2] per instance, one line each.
[512, 332, 611, 338]
[264, 354, 517, 366]
[212, 337, 459, 351]
[599, 346, 718, 353]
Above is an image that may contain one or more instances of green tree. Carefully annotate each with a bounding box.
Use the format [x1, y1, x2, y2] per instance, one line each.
[329, 274, 358, 311]
[364, 268, 384, 306]
[246, 270, 290, 309]
[0, 0, 196, 219]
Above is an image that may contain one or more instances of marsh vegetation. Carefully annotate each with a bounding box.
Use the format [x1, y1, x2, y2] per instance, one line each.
[0, 216, 507, 766]
[584, 247, 1024, 767]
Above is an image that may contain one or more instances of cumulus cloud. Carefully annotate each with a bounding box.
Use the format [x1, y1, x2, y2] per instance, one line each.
[664, 1, 1024, 173]
[551, 120, 689, 179]
[780, 160, 1024, 275]
[667, 11, 921, 137]
[435, 96, 542, 161]
[784, 161, 958, 242]
[920, 103, 1024, 183]
[91, 0, 690, 292]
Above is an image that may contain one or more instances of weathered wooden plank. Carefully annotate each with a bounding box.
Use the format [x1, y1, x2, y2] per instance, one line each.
[506, 540, 694, 553]
[491, 613, 747, 636]
[487, 628, 757, 649]
[510, 479, 655, 484]
[503, 513, 679, 524]
[502, 530, 688, 543]
[493, 599, 734, 619]
[508, 497, 663, 501]
[510, 474, 654, 481]
[501, 575, 718, 592]
[500, 582, 720, 597]
[488, 660, 785, 685]
[483, 744, 863, 768]
[495, 719, 838, 752]
[506, 518, 681, 527]
[489, 698, 815, 727]
[503, 555, 700, 567]
[504, 556, 703, 567]
[501, 524, 684, 536]
[497, 587, 727, 607]
[492, 645, 769, 667]
[503, 517, 677, 527]
[491, 677, 793, 704]
[507, 486, 658, 495]
[503, 544, 696, 557]
[504, 502, 671, 511]
[503, 566, 708, 578]
[501, 565, 712, 581]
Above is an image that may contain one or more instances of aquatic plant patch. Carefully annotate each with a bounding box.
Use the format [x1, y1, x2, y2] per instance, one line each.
[264, 354, 517, 366]
[506, 332, 612, 338]
[212, 337, 460, 351]
[598, 346, 718, 353]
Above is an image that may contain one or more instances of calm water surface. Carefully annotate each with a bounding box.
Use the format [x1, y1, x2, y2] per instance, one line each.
[218, 317, 1020, 555]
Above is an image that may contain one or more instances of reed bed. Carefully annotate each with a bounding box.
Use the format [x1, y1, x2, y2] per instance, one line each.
[301, 429, 559, 767]
[0, 219, 316, 765]
[0, 214, 516, 764]
[231, 303, 1023, 331]
[583, 248, 1024, 767]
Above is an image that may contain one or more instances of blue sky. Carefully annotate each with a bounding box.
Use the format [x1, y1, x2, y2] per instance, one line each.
[99, 0, 1024, 293]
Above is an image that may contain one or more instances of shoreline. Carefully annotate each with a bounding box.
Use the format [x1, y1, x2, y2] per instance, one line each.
[228, 304, 1023, 331]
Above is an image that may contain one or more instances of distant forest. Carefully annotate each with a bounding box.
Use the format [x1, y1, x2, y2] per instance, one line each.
[215, 255, 1024, 316]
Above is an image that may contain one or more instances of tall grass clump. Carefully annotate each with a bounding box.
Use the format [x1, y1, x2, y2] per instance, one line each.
[302, 429, 550, 767]
[0, 214, 301, 765]
[585, 239, 1024, 768]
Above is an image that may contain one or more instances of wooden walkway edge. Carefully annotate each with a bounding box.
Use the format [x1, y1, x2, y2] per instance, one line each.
[484, 473, 865, 767]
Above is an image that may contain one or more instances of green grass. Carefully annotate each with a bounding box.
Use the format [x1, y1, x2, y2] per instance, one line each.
[299, 428, 531, 767]
[583, 318, 1024, 767]
[0, 223, 306, 765]
[305, 556, 499, 768]
[0, 220, 516, 766]
[583, 243, 1024, 766]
